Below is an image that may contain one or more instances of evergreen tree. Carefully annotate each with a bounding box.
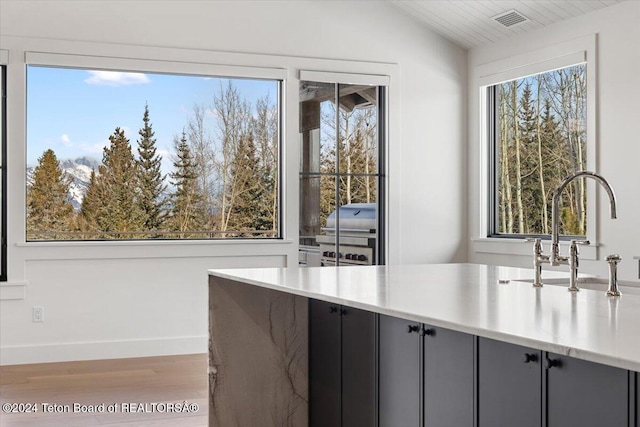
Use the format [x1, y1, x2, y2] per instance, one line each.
[518, 82, 540, 233]
[227, 131, 269, 234]
[93, 127, 143, 238]
[253, 96, 279, 234]
[136, 104, 167, 233]
[79, 170, 104, 236]
[169, 132, 204, 237]
[26, 149, 74, 239]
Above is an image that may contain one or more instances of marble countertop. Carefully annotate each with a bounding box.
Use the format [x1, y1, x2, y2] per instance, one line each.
[209, 263, 640, 372]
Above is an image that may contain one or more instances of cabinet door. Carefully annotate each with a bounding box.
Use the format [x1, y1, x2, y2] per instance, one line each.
[341, 306, 377, 427]
[309, 299, 342, 427]
[546, 353, 628, 427]
[423, 325, 474, 427]
[378, 315, 421, 427]
[478, 337, 541, 427]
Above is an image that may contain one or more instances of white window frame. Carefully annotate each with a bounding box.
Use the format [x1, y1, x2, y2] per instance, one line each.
[471, 34, 599, 260]
[26, 52, 286, 82]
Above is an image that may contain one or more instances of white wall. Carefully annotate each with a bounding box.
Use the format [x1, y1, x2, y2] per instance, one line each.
[0, 1, 467, 364]
[467, 2, 640, 281]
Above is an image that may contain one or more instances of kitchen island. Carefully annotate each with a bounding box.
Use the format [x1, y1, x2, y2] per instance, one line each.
[208, 263, 640, 427]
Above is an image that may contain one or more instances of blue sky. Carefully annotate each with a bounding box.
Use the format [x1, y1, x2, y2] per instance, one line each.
[27, 66, 277, 173]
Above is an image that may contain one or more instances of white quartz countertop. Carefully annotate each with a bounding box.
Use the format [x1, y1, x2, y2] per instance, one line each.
[209, 263, 640, 372]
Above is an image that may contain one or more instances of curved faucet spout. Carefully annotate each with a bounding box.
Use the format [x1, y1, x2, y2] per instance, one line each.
[550, 171, 617, 265]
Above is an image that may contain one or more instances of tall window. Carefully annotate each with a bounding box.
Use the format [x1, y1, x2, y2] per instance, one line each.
[1, 64, 6, 280]
[299, 79, 386, 267]
[489, 63, 587, 238]
[26, 65, 281, 241]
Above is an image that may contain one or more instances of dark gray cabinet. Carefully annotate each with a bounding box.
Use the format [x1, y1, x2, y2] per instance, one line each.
[309, 299, 341, 427]
[378, 314, 421, 427]
[423, 324, 474, 427]
[546, 353, 629, 427]
[341, 306, 377, 427]
[478, 337, 541, 427]
[312, 301, 635, 427]
[378, 318, 474, 427]
[309, 299, 376, 427]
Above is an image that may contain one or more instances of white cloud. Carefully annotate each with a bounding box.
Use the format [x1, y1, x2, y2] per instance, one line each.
[84, 71, 150, 87]
[60, 134, 72, 147]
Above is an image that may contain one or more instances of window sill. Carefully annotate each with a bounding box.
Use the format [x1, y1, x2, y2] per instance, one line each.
[13, 239, 295, 262]
[471, 237, 598, 261]
[16, 239, 294, 248]
[0, 282, 27, 300]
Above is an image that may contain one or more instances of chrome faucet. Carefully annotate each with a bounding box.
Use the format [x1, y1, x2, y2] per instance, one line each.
[550, 171, 617, 266]
[528, 171, 618, 291]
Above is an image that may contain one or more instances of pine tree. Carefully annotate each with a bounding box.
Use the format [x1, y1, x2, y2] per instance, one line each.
[169, 132, 204, 237]
[93, 127, 143, 238]
[227, 131, 269, 234]
[518, 82, 540, 233]
[79, 170, 104, 236]
[137, 104, 167, 233]
[253, 96, 279, 235]
[26, 149, 74, 239]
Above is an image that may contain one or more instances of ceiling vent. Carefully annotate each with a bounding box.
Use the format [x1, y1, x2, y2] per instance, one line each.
[493, 9, 529, 28]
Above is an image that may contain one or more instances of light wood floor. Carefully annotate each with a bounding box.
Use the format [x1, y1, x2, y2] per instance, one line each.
[0, 353, 208, 426]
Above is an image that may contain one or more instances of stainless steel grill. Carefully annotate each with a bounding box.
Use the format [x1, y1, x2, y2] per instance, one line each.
[316, 203, 377, 266]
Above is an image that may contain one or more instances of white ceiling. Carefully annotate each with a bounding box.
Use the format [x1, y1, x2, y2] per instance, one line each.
[387, 1, 626, 49]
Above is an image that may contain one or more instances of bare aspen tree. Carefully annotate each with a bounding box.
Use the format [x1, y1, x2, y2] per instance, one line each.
[342, 110, 353, 204]
[499, 86, 514, 234]
[572, 68, 587, 232]
[187, 104, 215, 229]
[510, 80, 525, 234]
[535, 75, 549, 234]
[212, 81, 250, 235]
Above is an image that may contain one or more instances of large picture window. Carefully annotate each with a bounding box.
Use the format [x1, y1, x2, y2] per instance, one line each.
[26, 65, 281, 241]
[488, 63, 587, 238]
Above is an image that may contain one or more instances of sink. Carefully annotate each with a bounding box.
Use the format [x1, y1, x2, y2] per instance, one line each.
[508, 277, 640, 295]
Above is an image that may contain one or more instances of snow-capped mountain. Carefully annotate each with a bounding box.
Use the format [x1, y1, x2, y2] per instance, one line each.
[27, 156, 101, 211]
[60, 157, 101, 210]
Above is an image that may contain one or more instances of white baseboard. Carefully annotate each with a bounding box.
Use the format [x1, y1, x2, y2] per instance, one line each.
[0, 336, 207, 365]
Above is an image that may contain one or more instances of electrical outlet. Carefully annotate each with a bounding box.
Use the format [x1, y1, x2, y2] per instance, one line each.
[32, 307, 44, 323]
